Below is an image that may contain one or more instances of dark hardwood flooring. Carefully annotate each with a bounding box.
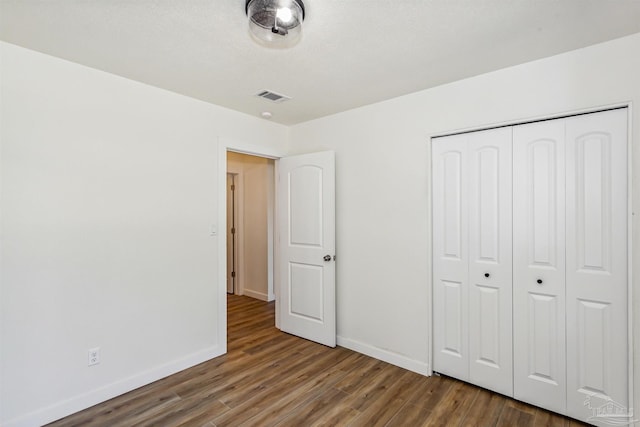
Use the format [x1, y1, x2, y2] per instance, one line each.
[47, 295, 585, 426]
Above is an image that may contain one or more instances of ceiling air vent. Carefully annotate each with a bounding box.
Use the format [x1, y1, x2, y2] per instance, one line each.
[255, 90, 291, 103]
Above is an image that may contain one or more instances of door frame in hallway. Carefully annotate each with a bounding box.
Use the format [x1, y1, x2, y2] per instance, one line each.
[217, 138, 285, 352]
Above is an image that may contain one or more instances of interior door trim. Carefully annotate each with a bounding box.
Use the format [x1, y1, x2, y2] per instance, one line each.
[217, 138, 285, 354]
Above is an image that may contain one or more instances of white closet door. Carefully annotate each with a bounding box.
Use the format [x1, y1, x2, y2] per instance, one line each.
[468, 127, 513, 396]
[565, 109, 628, 422]
[513, 119, 566, 413]
[432, 134, 469, 379]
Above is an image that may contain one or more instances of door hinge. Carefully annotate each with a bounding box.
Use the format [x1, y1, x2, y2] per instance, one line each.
[231, 271, 236, 278]
[231, 184, 235, 191]
[231, 227, 236, 234]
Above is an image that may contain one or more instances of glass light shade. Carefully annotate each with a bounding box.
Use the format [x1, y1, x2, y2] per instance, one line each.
[246, 0, 304, 47]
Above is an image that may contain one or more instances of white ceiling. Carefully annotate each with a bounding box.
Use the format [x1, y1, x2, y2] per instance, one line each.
[2, 1, 640, 125]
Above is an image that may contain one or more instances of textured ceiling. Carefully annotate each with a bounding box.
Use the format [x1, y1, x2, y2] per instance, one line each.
[2, 0, 640, 125]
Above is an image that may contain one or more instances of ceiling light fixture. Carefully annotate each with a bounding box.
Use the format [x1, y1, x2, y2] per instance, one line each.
[246, 0, 305, 47]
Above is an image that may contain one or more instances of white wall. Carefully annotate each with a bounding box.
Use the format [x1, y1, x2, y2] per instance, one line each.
[289, 32, 640, 386]
[227, 152, 275, 301]
[0, 42, 288, 427]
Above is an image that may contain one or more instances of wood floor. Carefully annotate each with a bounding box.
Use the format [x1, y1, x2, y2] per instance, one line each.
[48, 295, 585, 426]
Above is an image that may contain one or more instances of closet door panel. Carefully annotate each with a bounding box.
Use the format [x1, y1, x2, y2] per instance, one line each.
[513, 120, 566, 413]
[432, 134, 469, 379]
[468, 127, 513, 396]
[565, 109, 628, 421]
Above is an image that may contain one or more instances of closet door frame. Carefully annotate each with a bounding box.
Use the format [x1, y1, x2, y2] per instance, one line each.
[428, 102, 633, 418]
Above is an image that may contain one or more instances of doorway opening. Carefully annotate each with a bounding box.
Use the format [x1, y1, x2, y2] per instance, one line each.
[226, 151, 276, 302]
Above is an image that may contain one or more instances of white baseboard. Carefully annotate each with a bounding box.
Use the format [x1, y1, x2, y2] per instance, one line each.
[4, 345, 224, 427]
[243, 289, 268, 301]
[337, 336, 430, 376]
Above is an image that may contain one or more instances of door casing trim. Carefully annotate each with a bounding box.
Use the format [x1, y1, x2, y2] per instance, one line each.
[217, 138, 285, 353]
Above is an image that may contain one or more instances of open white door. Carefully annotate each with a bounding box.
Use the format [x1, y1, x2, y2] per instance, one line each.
[277, 151, 336, 347]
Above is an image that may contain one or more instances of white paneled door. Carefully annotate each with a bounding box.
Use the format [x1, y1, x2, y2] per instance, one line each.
[432, 108, 629, 424]
[433, 133, 469, 379]
[564, 109, 628, 421]
[433, 127, 513, 395]
[277, 151, 336, 347]
[467, 127, 513, 396]
[512, 119, 567, 413]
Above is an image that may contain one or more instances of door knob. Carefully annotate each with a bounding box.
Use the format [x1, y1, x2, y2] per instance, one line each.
[323, 255, 332, 262]
[537, 279, 543, 284]
[484, 273, 490, 278]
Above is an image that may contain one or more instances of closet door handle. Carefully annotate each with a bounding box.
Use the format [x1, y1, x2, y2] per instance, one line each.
[484, 273, 490, 278]
[536, 279, 543, 285]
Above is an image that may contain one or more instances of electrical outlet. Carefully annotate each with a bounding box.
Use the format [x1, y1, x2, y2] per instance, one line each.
[88, 347, 100, 366]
